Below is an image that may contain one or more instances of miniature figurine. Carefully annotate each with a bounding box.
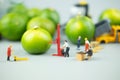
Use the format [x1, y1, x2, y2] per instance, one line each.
[84, 38, 90, 52]
[76, 38, 93, 61]
[85, 48, 93, 60]
[84, 38, 93, 60]
[7, 45, 12, 61]
[77, 36, 81, 50]
[61, 40, 70, 57]
[76, 49, 93, 61]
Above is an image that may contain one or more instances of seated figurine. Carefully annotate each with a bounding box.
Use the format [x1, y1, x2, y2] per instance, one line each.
[85, 48, 93, 60]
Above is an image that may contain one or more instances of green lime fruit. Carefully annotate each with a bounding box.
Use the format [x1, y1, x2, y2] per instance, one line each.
[99, 8, 120, 25]
[0, 21, 2, 39]
[39, 8, 60, 26]
[21, 27, 52, 54]
[28, 8, 41, 19]
[27, 17, 56, 36]
[65, 16, 95, 44]
[0, 13, 28, 40]
[7, 3, 28, 15]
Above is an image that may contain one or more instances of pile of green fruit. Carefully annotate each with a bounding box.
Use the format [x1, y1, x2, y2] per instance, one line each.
[0, 3, 120, 55]
[65, 8, 120, 45]
[99, 8, 120, 26]
[0, 3, 60, 54]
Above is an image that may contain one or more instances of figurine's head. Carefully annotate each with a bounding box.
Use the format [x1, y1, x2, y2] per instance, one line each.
[9, 44, 12, 48]
[78, 36, 81, 39]
[65, 40, 67, 42]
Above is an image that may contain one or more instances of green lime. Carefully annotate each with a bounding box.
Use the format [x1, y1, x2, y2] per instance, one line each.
[27, 17, 56, 36]
[21, 27, 52, 54]
[65, 16, 95, 44]
[99, 8, 120, 25]
[28, 8, 41, 19]
[0, 13, 28, 40]
[39, 8, 60, 26]
[7, 3, 28, 15]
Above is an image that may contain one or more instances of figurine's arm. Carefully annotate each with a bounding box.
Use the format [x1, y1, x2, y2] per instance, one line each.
[61, 44, 66, 49]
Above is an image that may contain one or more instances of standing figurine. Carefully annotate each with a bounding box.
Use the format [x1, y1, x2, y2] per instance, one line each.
[84, 38, 93, 60]
[77, 36, 81, 50]
[84, 38, 90, 52]
[7, 45, 12, 61]
[62, 40, 70, 57]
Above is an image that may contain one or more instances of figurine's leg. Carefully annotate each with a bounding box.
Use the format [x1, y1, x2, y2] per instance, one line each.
[77, 43, 80, 50]
[66, 52, 69, 57]
[7, 56, 10, 61]
[66, 47, 70, 57]
[64, 52, 66, 57]
[78, 43, 80, 49]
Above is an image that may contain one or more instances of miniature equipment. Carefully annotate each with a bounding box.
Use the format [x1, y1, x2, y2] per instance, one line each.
[95, 19, 120, 43]
[76, 51, 85, 61]
[76, 49, 93, 61]
[95, 25, 120, 43]
[52, 24, 63, 56]
[84, 38, 90, 52]
[14, 56, 28, 61]
[71, 0, 89, 17]
[95, 19, 111, 38]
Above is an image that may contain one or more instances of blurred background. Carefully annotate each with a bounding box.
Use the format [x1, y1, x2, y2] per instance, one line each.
[0, 0, 120, 24]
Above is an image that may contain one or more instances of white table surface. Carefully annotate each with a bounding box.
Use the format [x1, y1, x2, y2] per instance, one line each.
[0, 33, 120, 80]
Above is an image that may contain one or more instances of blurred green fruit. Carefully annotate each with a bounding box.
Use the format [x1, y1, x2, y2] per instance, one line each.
[0, 13, 28, 40]
[28, 8, 41, 19]
[99, 8, 120, 25]
[39, 8, 60, 26]
[21, 27, 52, 54]
[8, 3, 28, 15]
[65, 16, 95, 44]
[0, 21, 2, 39]
[27, 17, 56, 36]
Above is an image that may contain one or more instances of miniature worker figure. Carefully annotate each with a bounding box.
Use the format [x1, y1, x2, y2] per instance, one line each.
[84, 38, 93, 60]
[85, 48, 93, 60]
[77, 36, 81, 50]
[7, 45, 12, 61]
[61, 40, 70, 57]
[84, 38, 90, 52]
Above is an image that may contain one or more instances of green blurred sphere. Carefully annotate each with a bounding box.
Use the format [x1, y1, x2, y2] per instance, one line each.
[21, 28, 52, 55]
[99, 8, 120, 25]
[65, 16, 95, 44]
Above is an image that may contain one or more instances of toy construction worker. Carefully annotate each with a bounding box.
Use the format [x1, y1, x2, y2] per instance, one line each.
[77, 36, 81, 50]
[86, 48, 93, 60]
[7, 45, 12, 61]
[84, 38, 90, 52]
[61, 40, 70, 57]
[84, 38, 93, 60]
